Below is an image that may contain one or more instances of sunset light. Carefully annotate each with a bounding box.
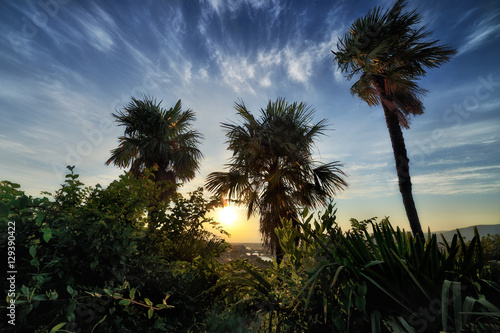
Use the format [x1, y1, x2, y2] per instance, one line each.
[219, 205, 237, 227]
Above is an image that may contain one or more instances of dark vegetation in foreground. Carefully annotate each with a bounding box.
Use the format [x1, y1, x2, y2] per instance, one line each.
[1, 168, 499, 332]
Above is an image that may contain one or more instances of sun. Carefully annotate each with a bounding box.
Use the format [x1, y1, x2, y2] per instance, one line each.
[219, 205, 237, 226]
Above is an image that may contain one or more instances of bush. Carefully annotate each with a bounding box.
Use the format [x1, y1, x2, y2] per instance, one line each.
[217, 204, 500, 332]
[0, 167, 228, 332]
[3, 167, 498, 332]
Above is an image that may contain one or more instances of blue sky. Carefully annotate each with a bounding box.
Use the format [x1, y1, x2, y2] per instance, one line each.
[1, 0, 499, 242]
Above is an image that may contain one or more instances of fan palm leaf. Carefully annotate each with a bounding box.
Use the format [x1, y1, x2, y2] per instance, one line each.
[332, 0, 455, 239]
[206, 98, 347, 258]
[106, 95, 203, 195]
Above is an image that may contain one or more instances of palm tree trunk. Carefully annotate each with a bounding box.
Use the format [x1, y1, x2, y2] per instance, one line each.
[382, 104, 425, 241]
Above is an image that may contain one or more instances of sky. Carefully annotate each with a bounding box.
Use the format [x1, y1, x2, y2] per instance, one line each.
[1, 0, 499, 243]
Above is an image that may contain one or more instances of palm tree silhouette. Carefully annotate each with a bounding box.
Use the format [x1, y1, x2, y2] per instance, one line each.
[206, 98, 347, 260]
[332, 0, 455, 240]
[106, 95, 203, 200]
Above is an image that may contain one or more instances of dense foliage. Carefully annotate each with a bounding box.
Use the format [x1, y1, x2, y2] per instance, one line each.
[216, 207, 500, 332]
[1, 168, 499, 332]
[106, 95, 203, 198]
[1, 167, 228, 332]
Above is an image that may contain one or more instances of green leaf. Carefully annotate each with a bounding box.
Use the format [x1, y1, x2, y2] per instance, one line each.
[19, 195, 29, 209]
[119, 299, 131, 306]
[355, 295, 366, 311]
[148, 308, 154, 319]
[30, 258, 40, 268]
[47, 291, 59, 300]
[29, 245, 36, 258]
[50, 322, 66, 332]
[66, 302, 77, 322]
[475, 297, 500, 312]
[43, 227, 53, 243]
[452, 281, 463, 330]
[442, 280, 451, 331]
[66, 285, 75, 296]
[396, 317, 416, 333]
[91, 315, 107, 333]
[144, 298, 152, 306]
[0, 202, 9, 217]
[129, 288, 136, 300]
[35, 213, 45, 226]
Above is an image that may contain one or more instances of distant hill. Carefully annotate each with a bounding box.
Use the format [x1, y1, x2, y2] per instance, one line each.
[231, 224, 500, 245]
[429, 224, 500, 242]
[227, 225, 500, 252]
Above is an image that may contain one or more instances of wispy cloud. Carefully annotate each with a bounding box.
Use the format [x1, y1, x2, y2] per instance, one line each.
[458, 10, 500, 55]
[413, 165, 500, 195]
[336, 161, 397, 199]
[408, 120, 500, 156]
[201, 33, 342, 94]
[73, 4, 117, 52]
[195, 0, 344, 93]
[284, 46, 312, 84]
[202, 0, 281, 16]
[218, 56, 257, 94]
[453, 8, 478, 28]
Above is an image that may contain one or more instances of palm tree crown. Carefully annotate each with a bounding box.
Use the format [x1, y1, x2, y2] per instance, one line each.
[334, 0, 455, 127]
[106, 95, 203, 191]
[332, 0, 455, 239]
[206, 98, 347, 256]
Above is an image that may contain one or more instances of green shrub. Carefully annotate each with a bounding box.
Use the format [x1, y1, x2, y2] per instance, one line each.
[0, 167, 227, 332]
[217, 204, 500, 332]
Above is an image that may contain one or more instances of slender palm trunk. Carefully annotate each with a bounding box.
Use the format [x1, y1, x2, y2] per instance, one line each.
[382, 104, 425, 241]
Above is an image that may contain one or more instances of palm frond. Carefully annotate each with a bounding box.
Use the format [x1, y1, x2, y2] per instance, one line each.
[106, 95, 203, 190]
[333, 0, 456, 127]
[206, 98, 347, 255]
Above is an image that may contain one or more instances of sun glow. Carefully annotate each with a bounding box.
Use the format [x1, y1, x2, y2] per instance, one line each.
[219, 205, 237, 226]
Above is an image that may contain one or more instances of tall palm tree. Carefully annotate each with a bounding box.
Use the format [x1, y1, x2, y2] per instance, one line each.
[332, 0, 455, 240]
[206, 98, 347, 260]
[106, 95, 203, 198]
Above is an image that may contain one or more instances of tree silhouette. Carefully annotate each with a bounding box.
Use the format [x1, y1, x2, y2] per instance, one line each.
[206, 98, 347, 260]
[332, 0, 455, 240]
[106, 95, 203, 201]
